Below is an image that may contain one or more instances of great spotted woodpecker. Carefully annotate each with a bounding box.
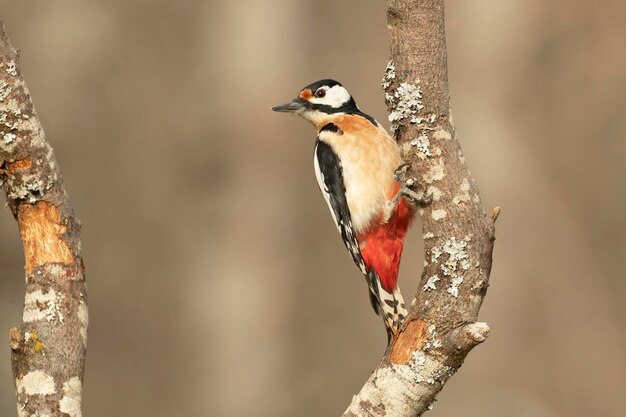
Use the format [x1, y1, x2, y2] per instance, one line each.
[273, 79, 426, 341]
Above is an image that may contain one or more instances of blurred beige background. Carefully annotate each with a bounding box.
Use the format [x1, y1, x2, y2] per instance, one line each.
[1, 1, 625, 416]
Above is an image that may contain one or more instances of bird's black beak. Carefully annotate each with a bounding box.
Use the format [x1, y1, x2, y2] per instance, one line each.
[272, 97, 308, 113]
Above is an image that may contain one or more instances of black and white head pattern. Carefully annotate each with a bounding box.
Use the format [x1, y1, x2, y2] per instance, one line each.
[299, 79, 377, 126]
[303, 80, 355, 111]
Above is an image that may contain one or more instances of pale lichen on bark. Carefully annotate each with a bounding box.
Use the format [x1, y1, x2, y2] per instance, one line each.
[342, 1, 497, 416]
[0, 19, 87, 417]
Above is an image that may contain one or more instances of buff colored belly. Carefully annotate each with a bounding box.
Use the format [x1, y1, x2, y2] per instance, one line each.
[332, 135, 401, 234]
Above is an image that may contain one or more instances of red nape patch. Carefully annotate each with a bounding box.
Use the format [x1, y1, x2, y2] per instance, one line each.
[359, 196, 415, 291]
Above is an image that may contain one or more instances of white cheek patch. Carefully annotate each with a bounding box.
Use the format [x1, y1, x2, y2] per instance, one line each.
[310, 85, 352, 108]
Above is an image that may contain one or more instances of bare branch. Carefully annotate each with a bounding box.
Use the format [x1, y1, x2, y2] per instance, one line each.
[342, 1, 496, 415]
[0, 19, 87, 417]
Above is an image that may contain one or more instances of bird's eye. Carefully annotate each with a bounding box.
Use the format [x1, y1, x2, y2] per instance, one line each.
[315, 89, 326, 98]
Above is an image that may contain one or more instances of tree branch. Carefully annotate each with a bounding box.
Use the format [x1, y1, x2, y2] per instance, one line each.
[0, 19, 87, 417]
[342, 1, 497, 415]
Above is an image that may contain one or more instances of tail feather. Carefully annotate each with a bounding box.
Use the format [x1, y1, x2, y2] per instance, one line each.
[367, 270, 382, 315]
[367, 269, 407, 339]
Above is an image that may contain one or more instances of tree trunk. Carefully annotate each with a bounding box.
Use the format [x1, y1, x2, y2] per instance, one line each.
[343, 1, 497, 415]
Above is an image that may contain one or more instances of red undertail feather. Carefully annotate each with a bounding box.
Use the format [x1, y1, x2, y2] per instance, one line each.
[359, 192, 414, 292]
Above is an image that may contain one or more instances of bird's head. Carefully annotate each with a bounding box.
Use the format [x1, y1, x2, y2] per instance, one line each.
[272, 79, 358, 127]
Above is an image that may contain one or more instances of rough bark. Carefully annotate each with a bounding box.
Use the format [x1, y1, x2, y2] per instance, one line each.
[0, 20, 87, 417]
[342, 1, 497, 416]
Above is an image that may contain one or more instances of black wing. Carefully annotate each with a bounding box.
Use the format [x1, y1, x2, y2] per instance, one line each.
[313, 139, 367, 275]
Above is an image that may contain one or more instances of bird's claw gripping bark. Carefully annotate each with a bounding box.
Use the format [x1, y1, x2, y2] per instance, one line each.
[394, 163, 411, 182]
[394, 163, 432, 205]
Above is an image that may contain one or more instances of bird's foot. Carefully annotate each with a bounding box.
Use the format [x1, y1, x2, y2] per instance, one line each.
[393, 163, 432, 205]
